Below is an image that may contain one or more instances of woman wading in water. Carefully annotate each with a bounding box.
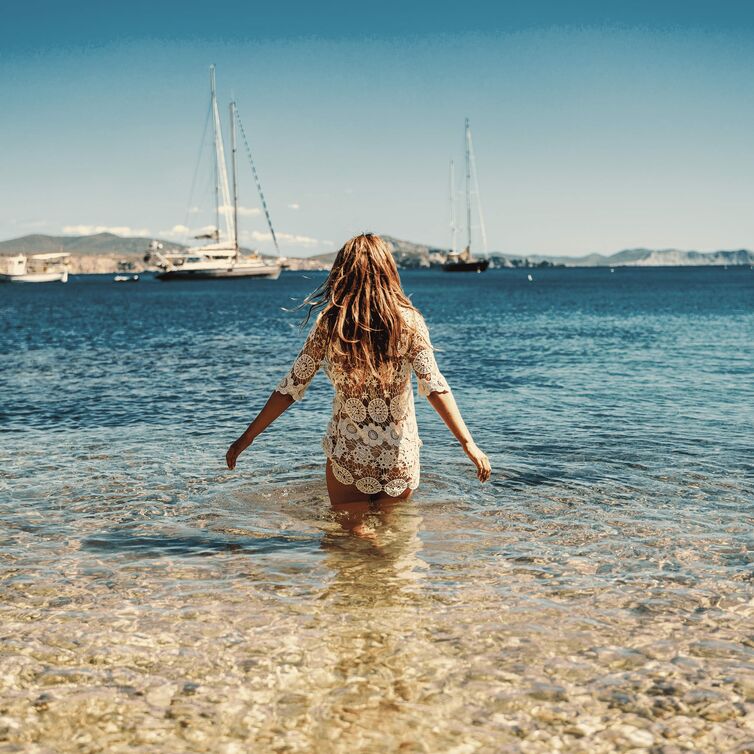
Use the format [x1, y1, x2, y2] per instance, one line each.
[226, 233, 490, 515]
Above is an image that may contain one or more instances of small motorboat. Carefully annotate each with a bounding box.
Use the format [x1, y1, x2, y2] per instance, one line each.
[113, 260, 140, 282]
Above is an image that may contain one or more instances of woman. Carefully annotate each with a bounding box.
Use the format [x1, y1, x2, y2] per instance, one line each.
[226, 233, 490, 506]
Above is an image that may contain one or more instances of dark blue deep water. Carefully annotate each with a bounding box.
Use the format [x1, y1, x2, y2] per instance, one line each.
[0, 267, 752, 752]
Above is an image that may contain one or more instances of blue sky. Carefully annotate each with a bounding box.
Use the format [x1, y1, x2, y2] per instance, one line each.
[2, 1, 754, 257]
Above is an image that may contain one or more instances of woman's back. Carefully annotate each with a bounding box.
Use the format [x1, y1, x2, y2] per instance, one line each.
[276, 307, 449, 496]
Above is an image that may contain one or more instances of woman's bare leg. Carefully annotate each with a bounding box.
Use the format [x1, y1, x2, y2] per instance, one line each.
[325, 460, 372, 505]
[325, 460, 412, 538]
[374, 489, 412, 504]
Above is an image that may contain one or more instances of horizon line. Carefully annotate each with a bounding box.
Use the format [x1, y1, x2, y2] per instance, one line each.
[0, 230, 751, 260]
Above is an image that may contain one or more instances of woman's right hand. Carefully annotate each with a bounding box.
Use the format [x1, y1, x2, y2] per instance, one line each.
[226, 437, 249, 470]
[463, 440, 491, 483]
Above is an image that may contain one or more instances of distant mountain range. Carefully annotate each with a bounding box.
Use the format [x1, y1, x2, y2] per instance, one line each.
[1, 232, 752, 270]
[0, 232, 184, 256]
[505, 247, 754, 268]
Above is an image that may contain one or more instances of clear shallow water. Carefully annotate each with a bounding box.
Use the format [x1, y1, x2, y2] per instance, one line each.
[1, 268, 753, 753]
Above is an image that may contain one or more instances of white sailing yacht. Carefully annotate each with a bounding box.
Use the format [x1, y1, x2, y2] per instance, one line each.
[148, 66, 281, 281]
[444, 118, 489, 273]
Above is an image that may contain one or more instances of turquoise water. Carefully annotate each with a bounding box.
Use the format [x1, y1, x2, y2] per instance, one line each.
[1, 267, 753, 752]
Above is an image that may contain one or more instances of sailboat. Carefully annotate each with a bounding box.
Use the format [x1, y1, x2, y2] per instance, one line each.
[443, 118, 489, 273]
[148, 66, 281, 281]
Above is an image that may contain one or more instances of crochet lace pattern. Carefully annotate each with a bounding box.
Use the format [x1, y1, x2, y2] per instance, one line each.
[275, 308, 450, 496]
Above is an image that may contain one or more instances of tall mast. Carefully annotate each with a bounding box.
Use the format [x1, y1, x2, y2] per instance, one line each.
[209, 65, 234, 244]
[468, 122, 488, 255]
[449, 160, 457, 254]
[465, 117, 472, 253]
[230, 101, 239, 254]
[211, 66, 220, 238]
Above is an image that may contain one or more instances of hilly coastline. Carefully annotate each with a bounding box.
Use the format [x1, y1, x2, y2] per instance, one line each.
[376, 238, 754, 269]
[0, 232, 752, 273]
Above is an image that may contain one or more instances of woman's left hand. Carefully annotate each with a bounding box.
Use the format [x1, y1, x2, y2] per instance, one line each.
[226, 438, 248, 470]
[462, 440, 491, 483]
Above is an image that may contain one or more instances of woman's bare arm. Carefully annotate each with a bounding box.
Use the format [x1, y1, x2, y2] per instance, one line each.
[226, 390, 295, 470]
[427, 391, 491, 482]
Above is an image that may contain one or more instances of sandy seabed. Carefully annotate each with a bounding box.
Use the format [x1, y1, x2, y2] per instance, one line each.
[1, 479, 753, 754]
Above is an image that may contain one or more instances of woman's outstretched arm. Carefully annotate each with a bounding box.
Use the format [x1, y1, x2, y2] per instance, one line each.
[226, 391, 294, 470]
[427, 391, 491, 482]
[227, 316, 327, 471]
[408, 311, 491, 483]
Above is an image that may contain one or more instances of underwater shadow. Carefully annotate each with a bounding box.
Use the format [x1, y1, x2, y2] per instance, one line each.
[82, 529, 321, 558]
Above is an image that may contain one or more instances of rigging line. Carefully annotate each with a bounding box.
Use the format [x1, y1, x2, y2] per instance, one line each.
[233, 105, 280, 256]
[467, 128, 488, 254]
[183, 100, 213, 239]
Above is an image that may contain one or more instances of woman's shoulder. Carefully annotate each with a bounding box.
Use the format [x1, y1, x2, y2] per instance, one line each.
[399, 305, 425, 328]
[398, 306, 431, 357]
[400, 306, 430, 340]
[303, 310, 329, 347]
[310, 309, 331, 333]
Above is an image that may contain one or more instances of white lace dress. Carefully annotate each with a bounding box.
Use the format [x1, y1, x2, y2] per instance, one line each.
[275, 308, 450, 496]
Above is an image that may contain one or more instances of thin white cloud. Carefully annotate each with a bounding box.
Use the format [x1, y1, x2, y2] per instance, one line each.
[287, 203, 300, 210]
[277, 232, 321, 246]
[218, 205, 261, 217]
[157, 224, 191, 239]
[160, 224, 225, 239]
[240, 230, 323, 247]
[193, 225, 217, 236]
[62, 224, 151, 237]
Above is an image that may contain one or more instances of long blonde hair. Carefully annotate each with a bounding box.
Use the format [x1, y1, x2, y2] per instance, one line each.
[303, 233, 416, 379]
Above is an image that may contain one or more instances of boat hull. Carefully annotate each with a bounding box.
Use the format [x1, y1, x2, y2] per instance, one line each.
[442, 260, 489, 273]
[0, 271, 68, 283]
[155, 265, 281, 281]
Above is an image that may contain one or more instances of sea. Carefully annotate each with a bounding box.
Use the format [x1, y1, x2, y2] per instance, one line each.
[1, 267, 752, 753]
